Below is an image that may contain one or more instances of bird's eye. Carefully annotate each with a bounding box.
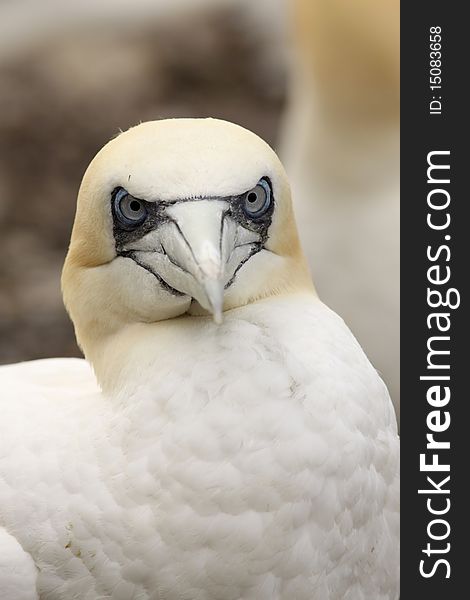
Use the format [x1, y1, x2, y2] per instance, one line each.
[113, 188, 147, 228]
[242, 179, 272, 218]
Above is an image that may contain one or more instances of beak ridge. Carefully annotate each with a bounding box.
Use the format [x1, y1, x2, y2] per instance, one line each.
[166, 200, 229, 323]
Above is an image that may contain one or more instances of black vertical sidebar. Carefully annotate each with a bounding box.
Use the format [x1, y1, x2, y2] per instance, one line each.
[401, 3, 467, 598]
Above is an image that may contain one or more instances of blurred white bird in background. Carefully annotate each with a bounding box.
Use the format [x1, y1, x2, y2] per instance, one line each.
[279, 0, 400, 419]
[0, 119, 399, 599]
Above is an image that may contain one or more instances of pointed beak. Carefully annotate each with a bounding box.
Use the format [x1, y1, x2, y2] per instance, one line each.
[121, 199, 261, 323]
[162, 200, 229, 322]
[201, 278, 224, 324]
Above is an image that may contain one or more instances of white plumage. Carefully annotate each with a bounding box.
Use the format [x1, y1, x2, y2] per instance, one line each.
[0, 118, 398, 599]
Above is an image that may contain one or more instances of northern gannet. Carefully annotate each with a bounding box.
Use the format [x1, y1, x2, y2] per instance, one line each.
[0, 119, 399, 599]
[279, 0, 400, 419]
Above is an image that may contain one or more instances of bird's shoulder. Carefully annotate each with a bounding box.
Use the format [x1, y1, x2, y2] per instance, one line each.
[0, 357, 99, 401]
[241, 293, 391, 389]
[236, 293, 398, 435]
[0, 358, 102, 452]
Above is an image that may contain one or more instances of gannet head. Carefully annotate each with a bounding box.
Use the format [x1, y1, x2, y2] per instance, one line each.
[62, 118, 312, 357]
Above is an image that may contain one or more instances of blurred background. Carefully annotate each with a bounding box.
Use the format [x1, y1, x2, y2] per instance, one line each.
[0, 0, 400, 416]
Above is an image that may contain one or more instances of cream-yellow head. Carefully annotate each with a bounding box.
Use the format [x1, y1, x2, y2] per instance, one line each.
[62, 118, 312, 361]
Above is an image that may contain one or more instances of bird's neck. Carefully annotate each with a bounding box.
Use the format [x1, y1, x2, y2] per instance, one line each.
[84, 293, 313, 404]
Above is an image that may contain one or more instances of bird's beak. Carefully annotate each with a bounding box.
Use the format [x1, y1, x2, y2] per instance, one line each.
[163, 200, 229, 323]
[125, 200, 259, 323]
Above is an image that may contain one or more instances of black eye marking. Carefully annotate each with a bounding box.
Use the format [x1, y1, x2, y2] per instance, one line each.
[111, 187, 170, 250]
[111, 178, 275, 293]
[240, 178, 272, 219]
[228, 177, 274, 243]
[112, 188, 148, 230]
[111, 178, 275, 250]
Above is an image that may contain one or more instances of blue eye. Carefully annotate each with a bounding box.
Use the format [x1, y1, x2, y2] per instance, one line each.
[113, 188, 147, 228]
[242, 179, 272, 218]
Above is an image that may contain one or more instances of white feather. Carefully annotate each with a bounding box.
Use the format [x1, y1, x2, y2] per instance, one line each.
[1, 297, 398, 599]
